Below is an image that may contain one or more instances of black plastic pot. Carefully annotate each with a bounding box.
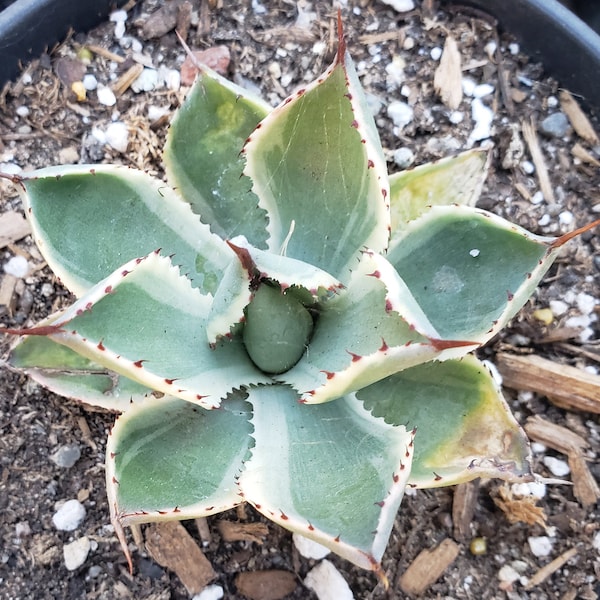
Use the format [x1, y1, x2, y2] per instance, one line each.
[0, 0, 126, 87]
[443, 0, 600, 113]
[1, 0, 600, 113]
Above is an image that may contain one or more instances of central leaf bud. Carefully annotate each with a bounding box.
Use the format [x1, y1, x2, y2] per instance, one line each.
[243, 283, 314, 375]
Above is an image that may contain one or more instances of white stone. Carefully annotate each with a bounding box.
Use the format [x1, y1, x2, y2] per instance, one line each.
[593, 531, 600, 552]
[132, 68, 159, 93]
[148, 105, 170, 122]
[64, 536, 91, 571]
[468, 98, 494, 144]
[379, 0, 415, 12]
[293, 533, 331, 560]
[52, 499, 86, 531]
[114, 21, 126, 39]
[509, 42, 520, 55]
[473, 83, 495, 98]
[531, 190, 545, 204]
[528, 535, 553, 557]
[521, 160, 535, 174]
[549, 299, 569, 316]
[461, 77, 477, 97]
[449, 111, 464, 124]
[512, 481, 546, 499]
[304, 560, 354, 600]
[430, 46, 442, 61]
[0, 161, 22, 175]
[3, 255, 29, 278]
[192, 584, 224, 600]
[385, 56, 406, 89]
[576, 292, 597, 315]
[15, 106, 30, 117]
[105, 122, 129, 153]
[109, 9, 127, 22]
[484, 41, 497, 58]
[498, 564, 520, 583]
[388, 100, 413, 129]
[543, 456, 570, 477]
[559, 210, 574, 225]
[91, 126, 106, 144]
[96, 85, 116, 107]
[393, 147, 415, 169]
[531, 442, 547, 454]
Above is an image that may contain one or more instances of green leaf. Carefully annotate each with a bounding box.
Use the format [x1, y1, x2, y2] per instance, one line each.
[244, 50, 389, 281]
[388, 149, 488, 237]
[7, 334, 153, 410]
[106, 393, 252, 560]
[164, 67, 271, 248]
[387, 205, 560, 342]
[42, 252, 270, 408]
[281, 253, 474, 404]
[17, 165, 230, 296]
[239, 385, 414, 572]
[356, 355, 533, 487]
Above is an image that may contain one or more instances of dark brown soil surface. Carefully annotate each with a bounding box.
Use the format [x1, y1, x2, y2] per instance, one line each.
[1, 1, 599, 599]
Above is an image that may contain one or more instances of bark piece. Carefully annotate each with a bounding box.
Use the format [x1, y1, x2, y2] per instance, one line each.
[559, 90, 600, 145]
[145, 521, 216, 595]
[0, 211, 31, 248]
[142, 1, 182, 40]
[217, 520, 269, 544]
[524, 416, 600, 507]
[0, 274, 18, 314]
[521, 117, 555, 203]
[398, 538, 460, 595]
[434, 35, 462, 110]
[452, 479, 479, 542]
[524, 547, 578, 590]
[496, 352, 600, 414]
[235, 570, 297, 600]
[571, 142, 600, 167]
[112, 63, 144, 97]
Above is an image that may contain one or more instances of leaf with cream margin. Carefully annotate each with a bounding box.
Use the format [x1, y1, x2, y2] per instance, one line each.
[388, 148, 489, 239]
[106, 392, 252, 570]
[6, 333, 153, 410]
[243, 38, 389, 281]
[239, 384, 414, 574]
[29, 252, 270, 409]
[164, 65, 271, 248]
[356, 355, 534, 488]
[14, 165, 230, 296]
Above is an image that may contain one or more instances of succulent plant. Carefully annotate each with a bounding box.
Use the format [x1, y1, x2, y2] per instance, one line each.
[2, 26, 596, 578]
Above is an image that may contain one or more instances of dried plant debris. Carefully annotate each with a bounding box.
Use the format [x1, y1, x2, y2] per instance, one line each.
[0, 1, 599, 599]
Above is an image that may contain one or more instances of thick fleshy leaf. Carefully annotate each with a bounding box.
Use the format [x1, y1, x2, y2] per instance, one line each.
[106, 393, 251, 567]
[388, 149, 488, 237]
[38, 252, 270, 408]
[356, 355, 533, 487]
[387, 205, 561, 342]
[15, 165, 230, 296]
[239, 385, 414, 573]
[164, 66, 271, 248]
[7, 333, 153, 410]
[243, 46, 389, 281]
[281, 254, 476, 404]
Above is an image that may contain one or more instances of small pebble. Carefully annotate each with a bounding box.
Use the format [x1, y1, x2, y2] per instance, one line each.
[132, 68, 159, 93]
[512, 481, 546, 499]
[88, 565, 102, 578]
[387, 100, 413, 129]
[430, 46, 442, 61]
[63, 536, 91, 571]
[531, 442, 547, 453]
[521, 160, 535, 174]
[15, 105, 30, 117]
[379, 0, 415, 11]
[15, 521, 31, 538]
[293, 533, 331, 560]
[469, 248, 480, 257]
[52, 499, 86, 531]
[96, 85, 116, 107]
[593, 531, 600, 552]
[498, 564, 520, 584]
[508, 42, 520, 55]
[385, 56, 406, 89]
[576, 292, 596, 315]
[449, 111, 463, 124]
[543, 456, 570, 477]
[3, 255, 29, 278]
[83, 74, 98, 91]
[58, 146, 79, 164]
[304, 560, 354, 600]
[461, 77, 477, 97]
[468, 98, 494, 144]
[393, 147, 415, 168]
[473, 83, 495, 98]
[540, 112, 570, 138]
[105, 122, 129, 153]
[531, 190, 545, 204]
[559, 210, 574, 225]
[528, 535, 553, 557]
[50, 443, 81, 468]
[192, 585, 224, 600]
[484, 41, 497, 59]
[109, 9, 127, 23]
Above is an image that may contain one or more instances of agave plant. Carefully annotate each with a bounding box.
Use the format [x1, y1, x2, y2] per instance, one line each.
[2, 27, 595, 577]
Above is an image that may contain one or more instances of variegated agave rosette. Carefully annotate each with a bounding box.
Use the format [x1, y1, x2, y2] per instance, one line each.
[2, 27, 594, 575]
